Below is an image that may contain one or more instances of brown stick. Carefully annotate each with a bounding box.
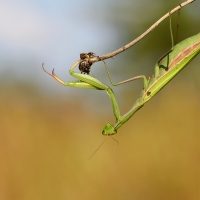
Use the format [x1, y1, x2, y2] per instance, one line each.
[85, 0, 195, 65]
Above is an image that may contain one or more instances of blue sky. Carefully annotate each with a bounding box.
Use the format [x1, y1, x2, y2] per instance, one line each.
[0, 0, 198, 92]
[0, 0, 121, 89]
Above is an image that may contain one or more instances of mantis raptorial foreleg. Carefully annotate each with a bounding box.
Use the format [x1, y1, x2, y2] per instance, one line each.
[42, 61, 122, 132]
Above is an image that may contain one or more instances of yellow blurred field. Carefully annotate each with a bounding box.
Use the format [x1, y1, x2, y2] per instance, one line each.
[0, 79, 199, 200]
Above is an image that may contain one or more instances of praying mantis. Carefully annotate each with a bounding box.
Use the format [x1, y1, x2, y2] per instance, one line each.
[43, 11, 200, 136]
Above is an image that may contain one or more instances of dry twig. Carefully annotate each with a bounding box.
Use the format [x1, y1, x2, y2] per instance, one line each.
[80, 0, 195, 69]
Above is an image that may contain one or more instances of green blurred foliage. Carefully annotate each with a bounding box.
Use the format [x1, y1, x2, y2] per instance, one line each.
[0, 1, 200, 200]
[101, 0, 200, 83]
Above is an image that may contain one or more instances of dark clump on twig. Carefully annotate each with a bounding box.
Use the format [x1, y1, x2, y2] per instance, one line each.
[79, 52, 96, 74]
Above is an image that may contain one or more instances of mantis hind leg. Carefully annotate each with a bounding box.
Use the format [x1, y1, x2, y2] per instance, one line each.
[157, 10, 174, 63]
[175, 6, 181, 45]
[155, 8, 181, 77]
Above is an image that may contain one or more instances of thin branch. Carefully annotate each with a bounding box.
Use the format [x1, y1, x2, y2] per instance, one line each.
[87, 0, 195, 64]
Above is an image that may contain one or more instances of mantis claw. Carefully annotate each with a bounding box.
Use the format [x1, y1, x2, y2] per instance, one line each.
[42, 63, 65, 85]
[51, 69, 65, 85]
[42, 63, 54, 77]
[52, 69, 55, 76]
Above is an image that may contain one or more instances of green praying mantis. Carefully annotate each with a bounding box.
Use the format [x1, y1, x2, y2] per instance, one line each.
[43, 11, 200, 136]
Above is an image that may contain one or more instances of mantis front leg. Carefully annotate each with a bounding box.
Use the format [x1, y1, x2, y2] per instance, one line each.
[42, 61, 122, 134]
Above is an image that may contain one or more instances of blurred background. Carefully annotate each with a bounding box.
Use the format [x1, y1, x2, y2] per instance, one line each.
[0, 0, 200, 199]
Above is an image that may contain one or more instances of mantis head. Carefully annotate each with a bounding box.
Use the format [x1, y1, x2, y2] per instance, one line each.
[102, 123, 117, 135]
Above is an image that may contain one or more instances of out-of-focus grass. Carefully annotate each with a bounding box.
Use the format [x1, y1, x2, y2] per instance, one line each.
[0, 78, 199, 200]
